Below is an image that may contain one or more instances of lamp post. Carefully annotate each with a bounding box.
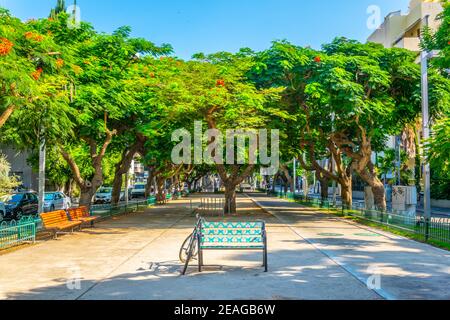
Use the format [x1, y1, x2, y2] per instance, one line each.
[420, 49, 440, 226]
[38, 134, 46, 214]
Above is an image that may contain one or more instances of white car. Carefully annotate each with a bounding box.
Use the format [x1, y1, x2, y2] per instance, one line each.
[0, 202, 6, 221]
[94, 187, 126, 204]
[130, 184, 146, 199]
[44, 192, 72, 212]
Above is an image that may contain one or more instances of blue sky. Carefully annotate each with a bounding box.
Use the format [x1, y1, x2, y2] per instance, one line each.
[0, 0, 410, 59]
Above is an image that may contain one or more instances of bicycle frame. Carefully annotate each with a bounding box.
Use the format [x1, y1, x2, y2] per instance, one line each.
[181, 214, 205, 275]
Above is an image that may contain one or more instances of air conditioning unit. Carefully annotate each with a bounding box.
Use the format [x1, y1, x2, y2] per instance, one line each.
[392, 186, 417, 211]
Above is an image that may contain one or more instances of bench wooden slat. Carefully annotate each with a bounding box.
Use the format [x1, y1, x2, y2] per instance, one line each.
[40, 210, 82, 238]
[67, 207, 99, 226]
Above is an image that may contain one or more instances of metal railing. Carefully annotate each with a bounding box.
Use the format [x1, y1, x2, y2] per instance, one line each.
[268, 191, 450, 245]
[0, 216, 36, 250]
[198, 198, 227, 216]
[90, 198, 157, 218]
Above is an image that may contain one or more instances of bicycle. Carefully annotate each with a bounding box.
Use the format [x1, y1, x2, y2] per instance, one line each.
[180, 214, 203, 275]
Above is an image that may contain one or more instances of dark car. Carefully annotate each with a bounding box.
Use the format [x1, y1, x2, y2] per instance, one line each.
[0, 192, 39, 221]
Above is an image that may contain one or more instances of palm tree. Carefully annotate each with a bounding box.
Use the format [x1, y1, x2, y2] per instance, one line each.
[49, 0, 66, 18]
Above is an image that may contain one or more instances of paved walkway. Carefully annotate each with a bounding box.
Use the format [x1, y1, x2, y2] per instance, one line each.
[0, 194, 448, 300]
[249, 194, 450, 300]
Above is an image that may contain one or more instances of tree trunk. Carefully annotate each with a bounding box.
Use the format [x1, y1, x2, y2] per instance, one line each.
[111, 140, 143, 204]
[0, 104, 16, 128]
[356, 162, 387, 211]
[340, 176, 353, 209]
[156, 177, 165, 202]
[271, 174, 277, 193]
[187, 181, 193, 193]
[111, 173, 124, 205]
[60, 127, 117, 210]
[145, 171, 154, 198]
[372, 181, 387, 211]
[79, 185, 97, 208]
[281, 166, 294, 193]
[224, 184, 237, 214]
[318, 176, 329, 200]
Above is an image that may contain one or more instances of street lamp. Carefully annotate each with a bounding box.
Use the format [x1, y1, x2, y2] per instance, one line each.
[420, 49, 440, 224]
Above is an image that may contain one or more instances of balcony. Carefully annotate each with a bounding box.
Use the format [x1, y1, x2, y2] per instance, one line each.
[394, 37, 421, 52]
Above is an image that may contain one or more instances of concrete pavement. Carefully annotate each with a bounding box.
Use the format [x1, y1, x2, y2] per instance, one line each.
[0, 195, 379, 300]
[0, 194, 448, 300]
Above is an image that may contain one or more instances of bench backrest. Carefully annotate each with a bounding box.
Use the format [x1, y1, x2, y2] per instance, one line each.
[200, 221, 265, 247]
[67, 206, 91, 221]
[78, 206, 90, 218]
[40, 210, 69, 227]
[67, 208, 80, 221]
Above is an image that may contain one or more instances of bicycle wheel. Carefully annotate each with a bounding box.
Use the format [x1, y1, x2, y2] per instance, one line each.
[179, 234, 198, 263]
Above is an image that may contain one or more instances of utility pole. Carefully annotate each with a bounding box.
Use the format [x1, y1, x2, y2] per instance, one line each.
[396, 135, 402, 186]
[125, 171, 129, 205]
[331, 113, 337, 206]
[421, 50, 433, 224]
[38, 135, 46, 214]
[420, 15, 440, 230]
[293, 158, 297, 194]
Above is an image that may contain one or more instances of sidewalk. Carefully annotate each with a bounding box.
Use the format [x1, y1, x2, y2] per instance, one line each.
[0, 194, 449, 300]
[0, 195, 379, 300]
[249, 194, 450, 300]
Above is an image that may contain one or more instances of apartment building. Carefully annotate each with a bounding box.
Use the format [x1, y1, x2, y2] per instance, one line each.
[0, 146, 38, 191]
[367, 0, 443, 151]
[363, 0, 444, 205]
[368, 0, 443, 52]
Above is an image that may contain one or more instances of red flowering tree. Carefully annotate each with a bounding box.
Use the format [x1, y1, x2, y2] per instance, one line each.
[0, 8, 70, 128]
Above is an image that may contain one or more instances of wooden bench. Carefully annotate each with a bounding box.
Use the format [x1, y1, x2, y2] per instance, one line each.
[196, 220, 268, 272]
[40, 210, 82, 239]
[67, 206, 99, 227]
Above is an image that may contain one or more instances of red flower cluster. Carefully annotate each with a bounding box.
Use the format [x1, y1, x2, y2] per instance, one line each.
[24, 31, 44, 42]
[0, 38, 14, 56]
[31, 68, 43, 80]
[56, 58, 64, 68]
[216, 79, 225, 87]
[314, 56, 321, 63]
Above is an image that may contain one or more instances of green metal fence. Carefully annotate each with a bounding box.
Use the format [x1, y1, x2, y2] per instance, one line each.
[0, 216, 36, 250]
[268, 191, 450, 245]
[0, 197, 160, 251]
[90, 199, 157, 218]
[148, 196, 157, 205]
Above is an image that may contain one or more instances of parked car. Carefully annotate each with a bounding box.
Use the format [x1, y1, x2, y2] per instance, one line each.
[130, 184, 146, 199]
[94, 187, 113, 204]
[0, 192, 39, 221]
[0, 202, 6, 221]
[93, 187, 125, 204]
[239, 183, 254, 192]
[44, 192, 71, 212]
